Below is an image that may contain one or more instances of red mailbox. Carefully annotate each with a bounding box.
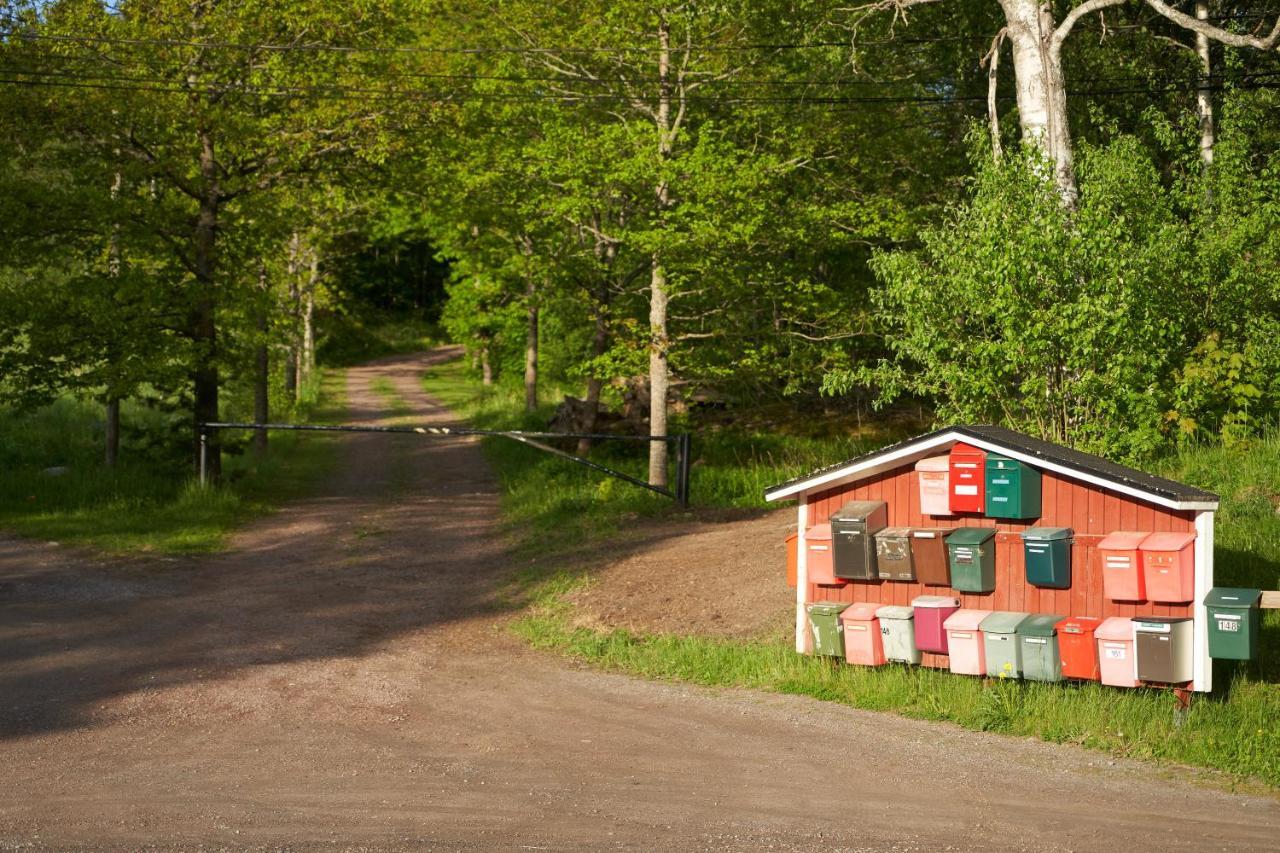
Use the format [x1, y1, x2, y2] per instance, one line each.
[1140, 532, 1196, 603]
[1098, 531, 1150, 602]
[948, 443, 986, 514]
[804, 524, 845, 586]
[1055, 616, 1103, 681]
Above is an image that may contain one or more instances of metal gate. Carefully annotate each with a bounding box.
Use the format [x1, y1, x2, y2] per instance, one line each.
[198, 422, 692, 506]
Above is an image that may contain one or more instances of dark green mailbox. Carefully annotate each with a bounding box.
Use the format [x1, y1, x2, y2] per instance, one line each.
[984, 454, 1042, 519]
[947, 527, 997, 593]
[1204, 587, 1262, 660]
[1022, 527, 1073, 589]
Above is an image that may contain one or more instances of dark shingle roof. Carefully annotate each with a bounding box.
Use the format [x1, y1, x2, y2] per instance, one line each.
[764, 424, 1218, 507]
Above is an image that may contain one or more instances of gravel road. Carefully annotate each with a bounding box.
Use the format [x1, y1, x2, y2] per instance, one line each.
[1, 349, 1276, 851]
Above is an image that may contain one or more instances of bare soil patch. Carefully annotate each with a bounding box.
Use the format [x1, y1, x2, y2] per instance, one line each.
[566, 509, 795, 640]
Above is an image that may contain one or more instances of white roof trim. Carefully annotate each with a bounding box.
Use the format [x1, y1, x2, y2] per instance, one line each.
[763, 430, 1219, 512]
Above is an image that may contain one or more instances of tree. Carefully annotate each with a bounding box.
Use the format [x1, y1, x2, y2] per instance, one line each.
[849, 0, 1280, 203]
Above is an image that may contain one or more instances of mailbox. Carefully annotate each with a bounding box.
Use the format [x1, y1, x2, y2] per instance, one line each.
[984, 454, 1042, 519]
[875, 527, 916, 581]
[807, 602, 850, 657]
[876, 605, 922, 664]
[1140, 532, 1196, 603]
[912, 595, 960, 655]
[948, 443, 986, 513]
[804, 524, 843, 586]
[1204, 587, 1262, 661]
[944, 609, 992, 675]
[1134, 617, 1193, 684]
[910, 528, 954, 586]
[830, 500, 889, 580]
[947, 527, 997, 593]
[1095, 616, 1139, 687]
[1055, 616, 1102, 681]
[1022, 527, 1073, 589]
[980, 611, 1030, 679]
[839, 602, 886, 666]
[916, 455, 951, 516]
[1098, 531, 1150, 602]
[1018, 614, 1065, 682]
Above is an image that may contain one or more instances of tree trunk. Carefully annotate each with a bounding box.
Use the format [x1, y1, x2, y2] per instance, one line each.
[301, 248, 318, 390]
[253, 262, 269, 454]
[1000, 0, 1076, 204]
[1196, 1, 1215, 168]
[648, 13, 674, 487]
[191, 130, 221, 479]
[283, 232, 300, 399]
[576, 296, 610, 457]
[480, 342, 494, 386]
[104, 398, 119, 467]
[524, 272, 538, 413]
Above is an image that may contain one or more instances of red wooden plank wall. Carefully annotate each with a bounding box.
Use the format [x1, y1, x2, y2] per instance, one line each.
[806, 464, 1196, 671]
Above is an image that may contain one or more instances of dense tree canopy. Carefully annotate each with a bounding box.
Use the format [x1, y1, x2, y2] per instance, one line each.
[1, 1, 1278, 478]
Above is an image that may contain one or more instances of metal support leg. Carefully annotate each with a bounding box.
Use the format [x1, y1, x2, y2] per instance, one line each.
[199, 433, 208, 487]
[675, 433, 692, 508]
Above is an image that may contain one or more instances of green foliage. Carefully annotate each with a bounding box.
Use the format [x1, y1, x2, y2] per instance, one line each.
[0, 371, 344, 554]
[843, 94, 1280, 461]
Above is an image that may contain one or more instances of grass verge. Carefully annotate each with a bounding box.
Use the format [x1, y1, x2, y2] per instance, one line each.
[428, 353, 1280, 790]
[0, 371, 347, 554]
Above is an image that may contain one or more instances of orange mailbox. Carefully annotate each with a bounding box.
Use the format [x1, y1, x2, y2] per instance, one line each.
[1098, 531, 1150, 602]
[840, 602, 886, 667]
[785, 531, 798, 588]
[1055, 616, 1103, 681]
[948, 443, 986, 514]
[1140, 532, 1196, 603]
[804, 524, 845, 586]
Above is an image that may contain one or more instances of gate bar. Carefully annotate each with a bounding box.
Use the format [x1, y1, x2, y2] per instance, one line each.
[198, 421, 691, 506]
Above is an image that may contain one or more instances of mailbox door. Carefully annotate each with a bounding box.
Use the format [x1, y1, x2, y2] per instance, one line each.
[1026, 539, 1071, 589]
[1021, 635, 1063, 682]
[1136, 629, 1176, 682]
[1057, 626, 1101, 681]
[911, 531, 951, 585]
[949, 446, 986, 513]
[918, 469, 951, 516]
[832, 521, 874, 580]
[984, 633, 1021, 679]
[1100, 549, 1145, 601]
[949, 545, 995, 593]
[984, 457, 1042, 519]
[876, 533, 915, 581]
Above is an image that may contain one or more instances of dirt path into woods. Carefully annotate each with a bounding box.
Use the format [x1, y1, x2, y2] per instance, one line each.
[1, 349, 1277, 851]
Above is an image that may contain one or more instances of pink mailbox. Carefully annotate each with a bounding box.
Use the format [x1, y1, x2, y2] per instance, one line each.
[943, 608, 992, 675]
[915, 455, 951, 516]
[1140, 532, 1196, 603]
[1095, 616, 1139, 688]
[1098, 531, 1150, 602]
[804, 524, 844, 586]
[913, 595, 961, 655]
[839, 602, 886, 667]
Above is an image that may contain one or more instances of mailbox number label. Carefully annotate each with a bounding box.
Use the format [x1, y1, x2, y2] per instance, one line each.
[1216, 618, 1240, 633]
[1104, 646, 1126, 660]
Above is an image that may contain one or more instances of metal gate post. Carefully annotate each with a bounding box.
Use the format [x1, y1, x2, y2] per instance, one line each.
[675, 433, 692, 507]
[199, 433, 208, 487]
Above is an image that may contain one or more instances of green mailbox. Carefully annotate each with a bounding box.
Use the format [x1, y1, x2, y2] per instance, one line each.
[1018, 614, 1065, 682]
[1022, 527, 1073, 589]
[1204, 587, 1262, 661]
[947, 527, 997, 593]
[980, 611, 1030, 679]
[808, 601, 850, 657]
[984, 454, 1042, 519]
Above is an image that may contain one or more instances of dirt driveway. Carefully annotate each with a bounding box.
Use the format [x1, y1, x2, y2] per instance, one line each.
[1, 350, 1277, 851]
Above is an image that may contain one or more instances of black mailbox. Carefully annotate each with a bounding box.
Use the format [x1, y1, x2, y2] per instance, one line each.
[830, 500, 889, 580]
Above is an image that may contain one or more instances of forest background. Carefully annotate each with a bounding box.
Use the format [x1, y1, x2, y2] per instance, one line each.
[1, 0, 1278, 515]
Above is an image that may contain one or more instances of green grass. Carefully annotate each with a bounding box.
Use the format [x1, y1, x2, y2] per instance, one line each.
[0, 372, 347, 554]
[318, 310, 440, 367]
[427, 354, 1280, 789]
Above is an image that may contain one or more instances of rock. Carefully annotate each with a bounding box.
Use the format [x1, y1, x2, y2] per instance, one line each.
[41, 466, 69, 477]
